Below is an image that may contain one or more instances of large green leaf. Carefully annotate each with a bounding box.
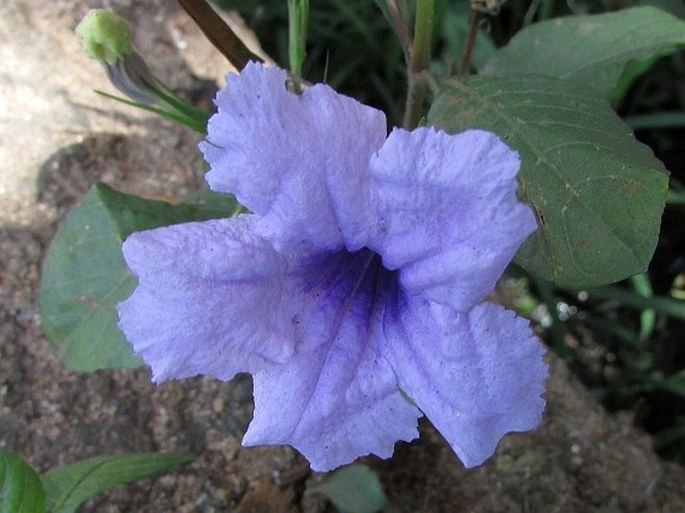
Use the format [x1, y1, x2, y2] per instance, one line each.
[307, 464, 386, 513]
[41, 452, 192, 513]
[0, 451, 46, 513]
[39, 184, 243, 372]
[481, 6, 685, 98]
[428, 75, 668, 287]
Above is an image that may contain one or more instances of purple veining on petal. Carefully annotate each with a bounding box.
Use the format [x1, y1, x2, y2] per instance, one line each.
[243, 249, 420, 471]
[118, 215, 298, 382]
[118, 62, 547, 472]
[200, 62, 386, 254]
[369, 126, 537, 312]
[379, 293, 546, 467]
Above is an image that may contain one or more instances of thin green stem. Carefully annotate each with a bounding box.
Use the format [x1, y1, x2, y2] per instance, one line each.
[402, 0, 434, 129]
[630, 273, 656, 345]
[288, 0, 309, 76]
[668, 189, 685, 204]
[95, 90, 207, 134]
[410, 0, 433, 73]
[403, 75, 428, 129]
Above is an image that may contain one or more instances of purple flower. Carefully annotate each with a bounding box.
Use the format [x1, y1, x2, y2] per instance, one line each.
[118, 62, 546, 471]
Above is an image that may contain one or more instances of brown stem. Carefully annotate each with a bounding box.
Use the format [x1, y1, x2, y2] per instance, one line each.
[386, 0, 412, 64]
[459, 9, 480, 75]
[176, 0, 263, 70]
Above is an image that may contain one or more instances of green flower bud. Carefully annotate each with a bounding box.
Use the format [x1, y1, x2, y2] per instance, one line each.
[76, 9, 132, 65]
[74, 9, 208, 133]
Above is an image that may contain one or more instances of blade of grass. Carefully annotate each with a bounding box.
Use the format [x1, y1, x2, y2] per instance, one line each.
[668, 189, 685, 204]
[624, 111, 685, 130]
[631, 273, 656, 344]
[573, 286, 685, 321]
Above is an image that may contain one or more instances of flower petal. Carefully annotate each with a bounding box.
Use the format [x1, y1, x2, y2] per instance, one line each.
[369, 127, 537, 311]
[242, 251, 420, 471]
[118, 215, 300, 382]
[381, 295, 547, 468]
[199, 62, 387, 253]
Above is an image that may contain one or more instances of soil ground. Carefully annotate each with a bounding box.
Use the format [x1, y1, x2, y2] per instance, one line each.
[1, 1, 685, 511]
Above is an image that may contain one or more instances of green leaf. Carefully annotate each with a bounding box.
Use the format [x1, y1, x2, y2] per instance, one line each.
[307, 464, 386, 513]
[180, 188, 247, 218]
[428, 75, 669, 287]
[39, 183, 243, 372]
[41, 452, 192, 513]
[480, 6, 685, 98]
[0, 451, 46, 513]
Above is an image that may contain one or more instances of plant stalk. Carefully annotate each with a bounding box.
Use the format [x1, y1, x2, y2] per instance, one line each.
[176, 0, 262, 70]
[402, 0, 434, 129]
